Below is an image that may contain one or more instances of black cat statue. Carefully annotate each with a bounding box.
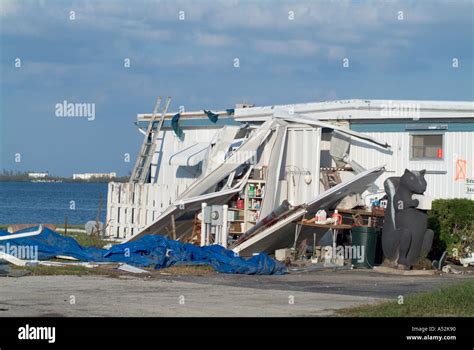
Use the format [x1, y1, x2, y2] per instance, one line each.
[382, 169, 434, 269]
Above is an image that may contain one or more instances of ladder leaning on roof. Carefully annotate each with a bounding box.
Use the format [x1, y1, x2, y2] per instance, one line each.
[129, 96, 171, 184]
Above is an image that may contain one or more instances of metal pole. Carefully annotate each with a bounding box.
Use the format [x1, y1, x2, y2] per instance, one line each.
[313, 233, 317, 259]
[332, 229, 338, 263]
[222, 205, 228, 248]
[200, 202, 207, 246]
[171, 214, 177, 240]
[215, 227, 220, 246]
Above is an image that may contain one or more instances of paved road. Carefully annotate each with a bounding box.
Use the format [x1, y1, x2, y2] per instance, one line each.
[160, 268, 472, 299]
[0, 269, 471, 317]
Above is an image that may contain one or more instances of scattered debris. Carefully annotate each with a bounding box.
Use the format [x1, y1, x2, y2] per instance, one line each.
[431, 251, 448, 270]
[85, 220, 104, 236]
[55, 255, 79, 261]
[275, 248, 292, 262]
[7, 224, 55, 233]
[0, 262, 10, 276]
[441, 264, 464, 275]
[0, 224, 43, 241]
[117, 264, 148, 274]
[459, 253, 474, 267]
[373, 266, 438, 276]
[289, 263, 351, 273]
[38, 261, 101, 268]
[0, 251, 103, 269]
[0, 252, 37, 267]
[0, 227, 286, 275]
[0, 263, 30, 277]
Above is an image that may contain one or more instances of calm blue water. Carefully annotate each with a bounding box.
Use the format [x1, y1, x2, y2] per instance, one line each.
[0, 182, 108, 225]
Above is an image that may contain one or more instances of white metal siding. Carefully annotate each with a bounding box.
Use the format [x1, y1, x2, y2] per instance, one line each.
[150, 128, 220, 187]
[350, 131, 474, 199]
[282, 127, 321, 205]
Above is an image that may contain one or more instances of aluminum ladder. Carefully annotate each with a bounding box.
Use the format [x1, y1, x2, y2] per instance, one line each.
[129, 96, 171, 184]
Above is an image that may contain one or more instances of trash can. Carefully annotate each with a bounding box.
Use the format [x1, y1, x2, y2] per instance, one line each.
[351, 226, 377, 268]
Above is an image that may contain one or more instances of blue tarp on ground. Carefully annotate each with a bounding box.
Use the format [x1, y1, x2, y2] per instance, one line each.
[0, 227, 286, 275]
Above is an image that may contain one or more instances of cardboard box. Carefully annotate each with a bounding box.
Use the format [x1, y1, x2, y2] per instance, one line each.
[275, 248, 292, 262]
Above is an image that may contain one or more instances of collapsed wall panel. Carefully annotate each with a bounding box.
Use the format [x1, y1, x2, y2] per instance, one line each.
[233, 166, 385, 256]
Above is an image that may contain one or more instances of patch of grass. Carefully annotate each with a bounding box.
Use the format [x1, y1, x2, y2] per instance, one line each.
[21, 263, 215, 277]
[23, 265, 120, 278]
[338, 279, 474, 317]
[156, 264, 216, 275]
[62, 231, 111, 248]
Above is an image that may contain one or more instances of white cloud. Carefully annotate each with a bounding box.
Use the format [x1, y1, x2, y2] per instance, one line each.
[256, 39, 319, 55]
[0, 0, 19, 17]
[195, 32, 234, 47]
[327, 46, 347, 60]
[1, 0, 471, 76]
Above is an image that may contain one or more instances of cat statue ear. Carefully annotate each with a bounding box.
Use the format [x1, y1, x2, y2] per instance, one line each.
[420, 169, 426, 175]
[404, 169, 411, 175]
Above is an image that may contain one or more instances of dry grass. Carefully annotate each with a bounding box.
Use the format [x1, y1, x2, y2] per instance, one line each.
[23, 264, 121, 278]
[20, 263, 216, 278]
[154, 264, 216, 275]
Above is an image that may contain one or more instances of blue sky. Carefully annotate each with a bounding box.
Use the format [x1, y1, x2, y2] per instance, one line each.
[1, 0, 473, 176]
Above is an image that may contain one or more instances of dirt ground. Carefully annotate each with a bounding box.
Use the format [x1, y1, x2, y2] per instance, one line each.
[0, 268, 472, 317]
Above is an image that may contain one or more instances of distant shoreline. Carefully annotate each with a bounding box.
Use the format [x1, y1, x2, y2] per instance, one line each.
[0, 177, 129, 183]
[0, 179, 126, 183]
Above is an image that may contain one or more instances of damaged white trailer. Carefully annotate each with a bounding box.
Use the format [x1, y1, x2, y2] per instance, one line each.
[106, 100, 393, 256]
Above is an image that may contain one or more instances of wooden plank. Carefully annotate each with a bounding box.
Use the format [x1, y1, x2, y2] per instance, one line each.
[171, 215, 177, 240]
[105, 182, 113, 236]
[297, 221, 353, 229]
[109, 183, 120, 239]
[139, 184, 147, 227]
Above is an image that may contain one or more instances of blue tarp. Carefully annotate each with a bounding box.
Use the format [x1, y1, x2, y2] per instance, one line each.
[171, 112, 184, 138]
[0, 227, 286, 275]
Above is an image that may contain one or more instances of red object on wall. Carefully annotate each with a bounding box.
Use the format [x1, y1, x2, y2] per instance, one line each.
[437, 148, 443, 158]
[236, 199, 244, 209]
[455, 159, 467, 181]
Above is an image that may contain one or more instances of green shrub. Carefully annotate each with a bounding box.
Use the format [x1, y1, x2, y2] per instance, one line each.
[428, 199, 474, 259]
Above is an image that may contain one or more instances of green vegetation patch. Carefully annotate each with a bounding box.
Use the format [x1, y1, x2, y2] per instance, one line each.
[338, 279, 474, 317]
[61, 230, 111, 248]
